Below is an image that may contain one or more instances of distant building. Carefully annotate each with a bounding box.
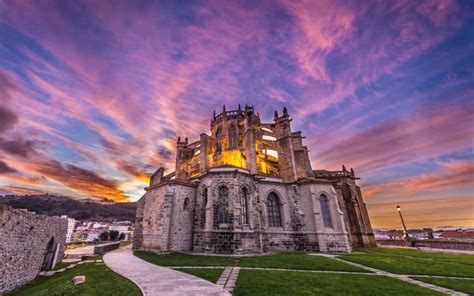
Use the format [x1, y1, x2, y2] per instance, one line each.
[134, 105, 375, 254]
[86, 232, 99, 242]
[440, 230, 474, 241]
[61, 215, 76, 243]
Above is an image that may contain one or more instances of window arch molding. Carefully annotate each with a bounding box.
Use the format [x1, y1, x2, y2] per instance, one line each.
[264, 190, 284, 228]
[315, 190, 344, 214]
[317, 192, 333, 228]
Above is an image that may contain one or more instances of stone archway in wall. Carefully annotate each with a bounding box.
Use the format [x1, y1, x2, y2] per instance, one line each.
[41, 237, 58, 271]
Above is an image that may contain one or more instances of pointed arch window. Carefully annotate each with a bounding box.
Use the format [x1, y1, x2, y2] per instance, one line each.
[183, 198, 190, 211]
[267, 192, 282, 227]
[217, 186, 230, 224]
[320, 194, 333, 228]
[229, 125, 238, 149]
[216, 127, 223, 138]
[241, 187, 249, 225]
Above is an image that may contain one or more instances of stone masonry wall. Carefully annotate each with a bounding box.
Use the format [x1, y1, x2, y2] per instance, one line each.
[0, 205, 67, 294]
[169, 185, 196, 251]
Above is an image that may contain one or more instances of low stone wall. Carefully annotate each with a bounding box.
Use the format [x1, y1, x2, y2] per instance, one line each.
[94, 242, 120, 254]
[0, 205, 67, 294]
[376, 239, 474, 251]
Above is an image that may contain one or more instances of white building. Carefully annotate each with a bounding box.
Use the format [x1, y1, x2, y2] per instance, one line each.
[61, 215, 76, 243]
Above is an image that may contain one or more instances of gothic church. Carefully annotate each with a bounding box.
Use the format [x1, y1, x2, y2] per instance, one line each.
[133, 105, 375, 254]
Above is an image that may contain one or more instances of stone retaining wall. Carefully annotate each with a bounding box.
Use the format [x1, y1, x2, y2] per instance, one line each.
[376, 239, 474, 251]
[0, 205, 67, 294]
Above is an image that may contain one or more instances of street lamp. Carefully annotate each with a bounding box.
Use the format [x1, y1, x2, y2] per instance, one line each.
[397, 205, 409, 239]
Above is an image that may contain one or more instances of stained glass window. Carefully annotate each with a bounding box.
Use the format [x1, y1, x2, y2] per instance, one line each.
[217, 186, 230, 224]
[320, 194, 333, 228]
[267, 192, 282, 227]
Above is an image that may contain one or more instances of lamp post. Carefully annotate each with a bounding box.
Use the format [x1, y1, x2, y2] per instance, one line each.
[397, 205, 409, 239]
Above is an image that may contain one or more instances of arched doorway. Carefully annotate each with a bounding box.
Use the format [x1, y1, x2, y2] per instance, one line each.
[41, 237, 56, 271]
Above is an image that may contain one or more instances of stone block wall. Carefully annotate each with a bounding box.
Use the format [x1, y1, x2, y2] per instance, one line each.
[169, 185, 196, 251]
[136, 181, 197, 252]
[137, 170, 354, 255]
[0, 205, 67, 294]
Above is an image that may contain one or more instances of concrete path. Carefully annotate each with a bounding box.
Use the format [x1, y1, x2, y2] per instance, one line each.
[103, 247, 230, 296]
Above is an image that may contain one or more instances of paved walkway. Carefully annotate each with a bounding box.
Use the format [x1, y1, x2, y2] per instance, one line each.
[103, 248, 230, 296]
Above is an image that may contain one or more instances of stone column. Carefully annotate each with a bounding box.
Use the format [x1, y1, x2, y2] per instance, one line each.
[199, 133, 209, 173]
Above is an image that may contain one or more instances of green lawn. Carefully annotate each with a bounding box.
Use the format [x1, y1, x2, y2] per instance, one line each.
[8, 262, 141, 296]
[52, 261, 75, 270]
[135, 251, 368, 273]
[234, 270, 443, 295]
[174, 268, 224, 283]
[134, 251, 234, 266]
[240, 253, 368, 272]
[411, 277, 474, 295]
[340, 247, 474, 277]
[357, 247, 474, 266]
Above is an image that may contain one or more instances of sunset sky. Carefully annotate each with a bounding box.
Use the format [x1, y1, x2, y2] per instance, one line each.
[0, 1, 473, 229]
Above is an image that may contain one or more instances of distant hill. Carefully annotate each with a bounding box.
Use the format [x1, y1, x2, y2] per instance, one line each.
[0, 195, 137, 222]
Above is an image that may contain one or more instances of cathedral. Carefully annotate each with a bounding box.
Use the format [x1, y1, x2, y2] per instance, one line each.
[133, 105, 375, 254]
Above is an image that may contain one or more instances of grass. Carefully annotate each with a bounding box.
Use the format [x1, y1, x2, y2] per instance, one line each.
[119, 241, 132, 247]
[240, 253, 369, 272]
[234, 270, 443, 295]
[340, 247, 474, 277]
[8, 261, 141, 296]
[174, 268, 224, 283]
[134, 251, 234, 266]
[135, 251, 367, 272]
[52, 261, 75, 270]
[357, 247, 474, 266]
[411, 277, 474, 295]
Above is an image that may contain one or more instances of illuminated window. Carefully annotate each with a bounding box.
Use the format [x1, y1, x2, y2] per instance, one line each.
[215, 142, 222, 154]
[262, 135, 277, 141]
[229, 125, 238, 149]
[241, 187, 249, 224]
[217, 186, 230, 224]
[183, 198, 190, 211]
[267, 192, 282, 227]
[320, 194, 333, 228]
[262, 149, 278, 158]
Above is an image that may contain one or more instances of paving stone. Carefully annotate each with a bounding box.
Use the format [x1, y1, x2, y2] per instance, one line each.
[103, 247, 230, 296]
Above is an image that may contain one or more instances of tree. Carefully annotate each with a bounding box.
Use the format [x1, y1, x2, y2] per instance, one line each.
[118, 232, 126, 241]
[109, 230, 119, 241]
[99, 231, 109, 241]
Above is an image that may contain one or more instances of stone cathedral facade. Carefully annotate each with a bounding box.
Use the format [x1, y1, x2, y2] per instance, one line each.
[133, 105, 375, 254]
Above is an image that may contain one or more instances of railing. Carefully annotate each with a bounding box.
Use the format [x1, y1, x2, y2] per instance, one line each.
[313, 170, 352, 178]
